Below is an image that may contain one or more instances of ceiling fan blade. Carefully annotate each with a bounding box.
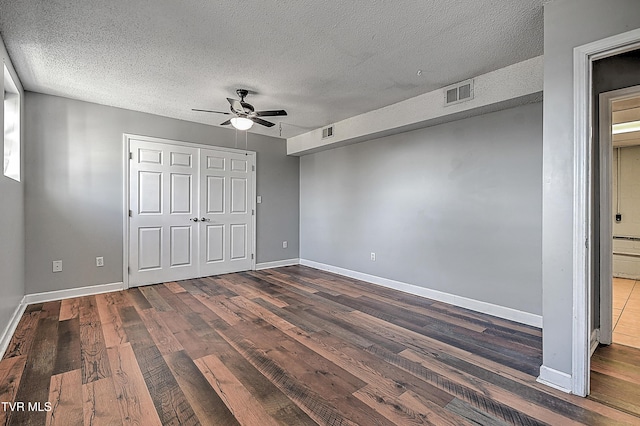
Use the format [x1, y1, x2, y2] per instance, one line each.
[254, 110, 287, 117]
[250, 117, 276, 127]
[192, 108, 231, 115]
[220, 119, 232, 126]
[227, 98, 244, 114]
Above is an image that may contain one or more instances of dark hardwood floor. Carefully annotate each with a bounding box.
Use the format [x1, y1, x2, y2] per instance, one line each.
[1, 265, 639, 425]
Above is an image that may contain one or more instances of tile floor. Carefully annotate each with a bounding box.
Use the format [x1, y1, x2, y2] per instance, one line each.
[613, 277, 640, 349]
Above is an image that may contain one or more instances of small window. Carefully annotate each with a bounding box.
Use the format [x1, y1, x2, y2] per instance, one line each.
[4, 64, 20, 182]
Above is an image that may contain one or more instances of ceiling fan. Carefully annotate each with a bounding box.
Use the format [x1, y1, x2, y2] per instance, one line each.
[192, 89, 287, 130]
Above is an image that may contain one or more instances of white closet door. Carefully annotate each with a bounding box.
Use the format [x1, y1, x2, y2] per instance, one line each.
[199, 148, 254, 276]
[129, 140, 199, 286]
[128, 137, 255, 287]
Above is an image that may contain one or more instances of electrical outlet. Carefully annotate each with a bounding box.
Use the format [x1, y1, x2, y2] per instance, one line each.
[52, 260, 63, 272]
[370, 252, 376, 261]
[257, 195, 262, 204]
[96, 256, 104, 267]
[282, 241, 288, 249]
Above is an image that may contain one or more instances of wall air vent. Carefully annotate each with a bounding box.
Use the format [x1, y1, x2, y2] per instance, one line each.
[443, 79, 474, 106]
[322, 125, 334, 139]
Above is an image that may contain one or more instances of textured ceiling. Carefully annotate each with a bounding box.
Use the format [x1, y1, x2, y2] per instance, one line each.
[0, 0, 544, 138]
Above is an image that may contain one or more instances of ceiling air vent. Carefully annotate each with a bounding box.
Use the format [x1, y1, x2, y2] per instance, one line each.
[322, 125, 334, 139]
[443, 79, 474, 106]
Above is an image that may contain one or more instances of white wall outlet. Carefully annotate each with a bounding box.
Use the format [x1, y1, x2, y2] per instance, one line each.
[282, 241, 288, 249]
[52, 260, 63, 272]
[257, 195, 262, 204]
[370, 252, 376, 261]
[96, 256, 104, 267]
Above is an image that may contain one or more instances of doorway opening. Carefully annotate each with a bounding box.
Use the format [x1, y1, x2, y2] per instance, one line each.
[600, 88, 640, 350]
[588, 81, 640, 414]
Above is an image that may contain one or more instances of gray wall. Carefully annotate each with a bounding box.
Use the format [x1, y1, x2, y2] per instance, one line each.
[24, 92, 299, 294]
[542, 0, 640, 377]
[0, 36, 25, 339]
[300, 102, 542, 315]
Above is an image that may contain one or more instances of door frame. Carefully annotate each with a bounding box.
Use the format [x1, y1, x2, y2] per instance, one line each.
[572, 28, 640, 397]
[123, 133, 257, 289]
[599, 85, 640, 346]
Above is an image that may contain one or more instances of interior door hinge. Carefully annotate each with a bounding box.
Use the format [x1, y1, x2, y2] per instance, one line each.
[252, 165, 255, 172]
[585, 238, 589, 249]
[129, 152, 133, 160]
[251, 253, 254, 260]
[252, 209, 255, 216]
[129, 210, 132, 217]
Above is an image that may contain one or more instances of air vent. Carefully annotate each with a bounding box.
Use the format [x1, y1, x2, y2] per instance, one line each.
[443, 79, 474, 106]
[322, 126, 334, 139]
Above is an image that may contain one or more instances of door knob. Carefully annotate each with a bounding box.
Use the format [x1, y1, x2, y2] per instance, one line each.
[201, 217, 210, 222]
[190, 217, 199, 222]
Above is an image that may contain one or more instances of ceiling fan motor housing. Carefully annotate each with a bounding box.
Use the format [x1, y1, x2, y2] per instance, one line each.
[236, 89, 249, 101]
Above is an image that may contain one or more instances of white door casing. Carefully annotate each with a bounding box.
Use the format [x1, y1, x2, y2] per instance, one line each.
[125, 135, 256, 288]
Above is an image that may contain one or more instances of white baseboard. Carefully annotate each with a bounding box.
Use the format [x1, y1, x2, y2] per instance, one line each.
[537, 365, 572, 394]
[612, 272, 640, 280]
[0, 301, 28, 359]
[23, 282, 124, 305]
[255, 258, 300, 270]
[299, 259, 542, 328]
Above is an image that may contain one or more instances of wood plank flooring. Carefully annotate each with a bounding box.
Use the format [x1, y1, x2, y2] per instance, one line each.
[1, 265, 639, 425]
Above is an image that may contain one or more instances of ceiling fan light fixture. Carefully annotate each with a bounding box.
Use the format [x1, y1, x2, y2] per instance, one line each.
[230, 117, 253, 131]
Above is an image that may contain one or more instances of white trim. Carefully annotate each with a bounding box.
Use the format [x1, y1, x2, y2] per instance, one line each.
[250, 159, 257, 272]
[123, 133, 257, 288]
[590, 329, 599, 356]
[0, 302, 27, 359]
[537, 366, 572, 394]
[599, 91, 613, 347]
[572, 28, 640, 398]
[255, 258, 300, 270]
[572, 38, 592, 399]
[300, 259, 542, 327]
[22, 282, 124, 305]
[613, 271, 640, 280]
[123, 134, 130, 289]
[123, 133, 256, 156]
